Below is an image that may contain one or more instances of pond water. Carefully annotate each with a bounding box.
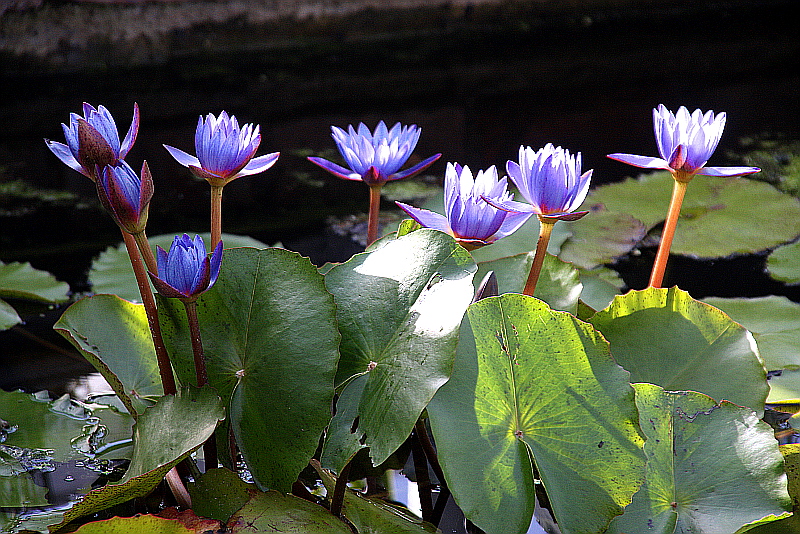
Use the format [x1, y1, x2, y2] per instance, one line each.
[0, 1, 798, 531]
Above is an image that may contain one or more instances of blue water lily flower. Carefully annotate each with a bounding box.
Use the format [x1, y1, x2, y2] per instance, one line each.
[607, 105, 760, 182]
[396, 163, 531, 249]
[46, 102, 139, 179]
[97, 160, 153, 235]
[164, 111, 279, 187]
[484, 144, 592, 222]
[149, 234, 223, 302]
[308, 121, 440, 185]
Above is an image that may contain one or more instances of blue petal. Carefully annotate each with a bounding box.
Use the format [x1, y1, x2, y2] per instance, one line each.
[696, 166, 761, 177]
[395, 202, 453, 234]
[607, 153, 670, 169]
[164, 145, 200, 168]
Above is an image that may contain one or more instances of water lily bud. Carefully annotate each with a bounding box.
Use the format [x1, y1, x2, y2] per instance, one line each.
[97, 160, 153, 234]
[149, 234, 223, 303]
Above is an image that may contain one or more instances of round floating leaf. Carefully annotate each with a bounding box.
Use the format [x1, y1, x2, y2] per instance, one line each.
[227, 491, 353, 534]
[557, 207, 647, 269]
[88, 233, 270, 302]
[158, 247, 339, 493]
[324, 229, 476, 467]
[702, 296, 800, 371]
[606, 384, 791, 534]
[583, 172, 800, 258]
[55, 294, 163, 415]
[428, 294, 646, 534]
[578, 267, 624, 313]
[765, 369, 800, 404]
[744, 444, 800, 532]
[52, 386, 224, 530]
[767, 240, 800, 285]
[469, 214, 571, 263]
[589, 287, 768, 413]
[474, 252, 582, 313]
[0, 260, 70, 303]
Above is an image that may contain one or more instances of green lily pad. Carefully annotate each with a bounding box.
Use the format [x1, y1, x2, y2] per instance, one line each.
[702, 296, 800, 370]
[767, 240, 800, 285]
[428, 294, 646, 534]
[158, 247, 339, 493]
[583, 172, 800, 258]
[52, 386, 224, 530]
[557, 207, 647, 269]
[227, 491, 353, 534]
[0, 261, 70, 304]
[474, 253, 582, 313]
[589, 287, 768, 414]
[765, 369, 800, 404]
[323, 229, 476, 469]
[70, 514, 195, 534]
[606, 384, 791, 534]
[88, 233, 270, 302]
[187, 467, 254, 523]
[55, 294, 163, 415]
[0, 298, 21, 330]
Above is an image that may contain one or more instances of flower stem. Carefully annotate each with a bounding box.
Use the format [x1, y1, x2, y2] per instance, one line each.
[210, 184, 224, 251]
[132, 230, 157, 275]
[183, 300, 217, 470]
[330, 461, 351, 517]
[122, 231, 176, 396]
[411, 425, 434, 522]
[522, 218, 555, 297]
[649, 179, 688, 288]
[414, 419, 451, 527]
[367, 184, 383, 246]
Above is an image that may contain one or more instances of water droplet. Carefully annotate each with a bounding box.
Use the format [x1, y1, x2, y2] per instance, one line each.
[64, 475, 74, 482]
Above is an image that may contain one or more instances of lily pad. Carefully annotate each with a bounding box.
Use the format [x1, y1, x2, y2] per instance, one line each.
[227, 491, 353, 534]
[88, 233, 270, 302]
[0, 298, 21, 330]
[158, 247, 339, 493]
[428, 294, 646, 534]
[702, 296, 800, 371]
[187, 467, 254, 523]
[583, 172, 800, 258]
[557, 207, 647, 269]
[70, 514, 195, 534]
[767, 239, 800, 285]
[0, 260, 70, 304]
[589, 287, 769, 414]
[606, 384, 791, 534]
[323, 229, 476, 469]
[55, 294, 163, 415]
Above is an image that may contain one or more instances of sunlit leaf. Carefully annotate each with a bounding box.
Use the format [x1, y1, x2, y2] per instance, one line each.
[582, 172, 800, 258]
[702, 296, 800, 370]
[606, 384, 791, 534]
[71, 514, 195, 534]
[557, 207, 647, 269]
[0, 260, 70, 303]
[428, 294, 646, 534]
[158, 247, 339, 493]
[88, 233, 270, 302]
[744, 444, 800, 532]
[323, 229, 476, 468]
[55, 294, 162, 415]
[589, 287, 768, 413]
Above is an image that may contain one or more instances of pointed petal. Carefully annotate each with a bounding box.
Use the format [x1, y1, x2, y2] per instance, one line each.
[696, 166, 761, 177]
[481, 196, 536, 214]
[238, 152, 280, 176]
[307, 157, 361, 181]
[606, 153, 670, 169]
[208, 240, 224, 289]
[389, 153, 442, 180]
[164, 145, 200, 168]
[120, 102, 139, 159]
[149, 273, 187, 299]
[45, 139, 86, 175]
[395, 202, 453, 234]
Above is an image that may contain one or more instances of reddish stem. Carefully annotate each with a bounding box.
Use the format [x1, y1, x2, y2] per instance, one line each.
[183, 300, 217, 470]
[122, 231, 176, 396]
[367, 184, 382, 246]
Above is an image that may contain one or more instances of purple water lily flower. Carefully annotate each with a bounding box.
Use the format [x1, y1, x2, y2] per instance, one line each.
[97, 160, 154, 235]
[607, 105, 760, 182]
[149, 234, 223, 302]
[484, 144, 592, 222]
[396, 163, 531, 249]
[308, 121, 441, 185]
[164, 111, 279, 187]
[45, 102, 139, 179]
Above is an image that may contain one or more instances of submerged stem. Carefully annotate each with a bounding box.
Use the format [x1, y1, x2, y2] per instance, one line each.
[210, 184, 224, 251]
[367, 184, 382, 246]
[122, 231, 176, 396]
[649, 179, 688, 288]
[522, 219, 555, 297]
